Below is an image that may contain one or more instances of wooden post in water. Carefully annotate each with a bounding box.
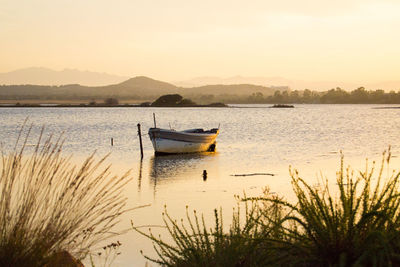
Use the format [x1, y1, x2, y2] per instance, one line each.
[153, 113, 157, 128]
[203, 170, 207, 181]
[111, 138, 113, 146]
[137, 123, 144, 159]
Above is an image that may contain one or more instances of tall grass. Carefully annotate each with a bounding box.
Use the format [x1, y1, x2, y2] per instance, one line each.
[0, 124, 132, 266]
[137, 150, 400, 267]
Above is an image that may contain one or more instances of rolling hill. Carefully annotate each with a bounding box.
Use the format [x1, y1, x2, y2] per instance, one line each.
[0, 75, 280, 101]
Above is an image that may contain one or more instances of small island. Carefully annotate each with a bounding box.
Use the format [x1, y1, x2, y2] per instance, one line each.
[270, 104, 294, 108]
[142, 94, 227, 107]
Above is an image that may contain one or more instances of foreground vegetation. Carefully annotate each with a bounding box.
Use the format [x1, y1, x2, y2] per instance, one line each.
[135, 150, 400, 266]
[0, 124, 132, 266]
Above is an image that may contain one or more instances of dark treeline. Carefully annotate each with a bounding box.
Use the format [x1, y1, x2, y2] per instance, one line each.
[245, 87, 400, 104]
[2, 84, 400, 104]
[178, 87, 400, 104]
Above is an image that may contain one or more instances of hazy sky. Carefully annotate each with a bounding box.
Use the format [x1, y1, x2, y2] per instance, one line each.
[1, 0, 399, 83]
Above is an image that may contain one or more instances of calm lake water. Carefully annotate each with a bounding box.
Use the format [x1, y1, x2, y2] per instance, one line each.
[1, 104, 400, 266]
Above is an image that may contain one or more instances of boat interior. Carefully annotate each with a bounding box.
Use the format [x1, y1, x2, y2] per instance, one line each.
[181, 128, 219, 134]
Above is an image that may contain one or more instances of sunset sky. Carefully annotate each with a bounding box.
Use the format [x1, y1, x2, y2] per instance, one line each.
[1, 0, 399, 84]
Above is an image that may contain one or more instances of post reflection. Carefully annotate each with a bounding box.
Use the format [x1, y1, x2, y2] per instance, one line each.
[137, 158, 143, 192]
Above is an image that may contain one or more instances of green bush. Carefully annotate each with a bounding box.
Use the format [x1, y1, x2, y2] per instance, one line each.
[137, 150, 400, 267]
[255, 150, 400, 266]
[134, 198, 282, 267]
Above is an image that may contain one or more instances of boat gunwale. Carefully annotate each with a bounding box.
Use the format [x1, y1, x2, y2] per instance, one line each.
[149, 127, 218, 137]
[148, 127, 219, 144]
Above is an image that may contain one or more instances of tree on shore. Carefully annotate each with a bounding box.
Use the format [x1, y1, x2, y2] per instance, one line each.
[104, 97, 119, 105]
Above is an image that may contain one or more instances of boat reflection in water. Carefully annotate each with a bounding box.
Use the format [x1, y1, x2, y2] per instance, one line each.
[148, 152, 218, 193]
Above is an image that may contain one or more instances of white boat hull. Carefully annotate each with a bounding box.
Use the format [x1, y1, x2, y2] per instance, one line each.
[148, 127, 219, 154]
[151, 138, 216, 154]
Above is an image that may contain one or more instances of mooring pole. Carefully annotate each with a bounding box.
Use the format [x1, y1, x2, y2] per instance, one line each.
[153, 113, 157, 128]
[111, 138, 113, 146]
[137, 123, 144, 159]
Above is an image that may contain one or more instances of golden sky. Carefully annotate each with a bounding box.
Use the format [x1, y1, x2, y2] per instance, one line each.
[1, 0, 399, 83]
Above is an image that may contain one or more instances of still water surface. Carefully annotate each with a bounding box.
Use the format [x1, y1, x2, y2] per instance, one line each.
[1, 104, 399, 266]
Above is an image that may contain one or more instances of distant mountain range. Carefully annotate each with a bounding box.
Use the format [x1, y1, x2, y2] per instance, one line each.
[0, 67, 128, 86]
[176, 76, 400, 91]
[175, 76, 293, 88]
[0, 68, 399, 98]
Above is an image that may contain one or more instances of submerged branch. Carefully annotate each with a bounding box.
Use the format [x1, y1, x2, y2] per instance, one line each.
[230, 173, 275, 177]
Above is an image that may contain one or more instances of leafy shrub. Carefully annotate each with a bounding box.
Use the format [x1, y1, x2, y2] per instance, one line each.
[137, 150, 400, 267]
[253, 150, 400, 266]
[133, 198, 283, 267]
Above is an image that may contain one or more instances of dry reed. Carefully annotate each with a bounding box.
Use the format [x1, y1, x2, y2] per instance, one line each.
[0, 123, 132, 266]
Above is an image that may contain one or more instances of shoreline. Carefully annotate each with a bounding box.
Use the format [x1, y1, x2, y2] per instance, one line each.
[1, 103, 399, 108]
[0, 103, 228, 108]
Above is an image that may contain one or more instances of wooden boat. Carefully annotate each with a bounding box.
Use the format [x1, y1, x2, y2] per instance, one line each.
[148, 127, 219, 155]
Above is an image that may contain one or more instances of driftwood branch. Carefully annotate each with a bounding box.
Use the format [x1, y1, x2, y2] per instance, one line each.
[230, 173, 275, 177]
